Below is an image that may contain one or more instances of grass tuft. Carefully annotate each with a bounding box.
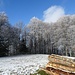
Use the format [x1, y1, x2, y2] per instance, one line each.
[30, 70, 49, 75]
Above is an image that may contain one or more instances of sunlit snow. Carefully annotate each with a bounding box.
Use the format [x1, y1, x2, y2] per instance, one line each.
[0, 54, 48, 75]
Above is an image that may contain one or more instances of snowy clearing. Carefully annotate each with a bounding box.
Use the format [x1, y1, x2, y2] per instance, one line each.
[0, 54, 48, 75]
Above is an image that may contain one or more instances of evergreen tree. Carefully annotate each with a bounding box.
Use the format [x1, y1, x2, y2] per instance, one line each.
[19, 39, 28, 54]
[0, 36, 9, 56]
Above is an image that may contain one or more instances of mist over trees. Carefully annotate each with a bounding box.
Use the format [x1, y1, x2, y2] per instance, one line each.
[0, 12, 75, 56]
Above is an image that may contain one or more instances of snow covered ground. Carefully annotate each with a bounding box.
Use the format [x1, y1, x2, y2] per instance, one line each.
[0, 54, 48, 75]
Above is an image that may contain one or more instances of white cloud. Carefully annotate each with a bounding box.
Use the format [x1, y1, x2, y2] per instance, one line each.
[43, 6, 65, 23]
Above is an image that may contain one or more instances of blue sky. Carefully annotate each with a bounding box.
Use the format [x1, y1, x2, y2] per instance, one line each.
[0, 0, 75, 25]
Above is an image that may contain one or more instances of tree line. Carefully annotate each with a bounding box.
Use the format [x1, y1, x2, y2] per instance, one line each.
[0, 12, 75, 57]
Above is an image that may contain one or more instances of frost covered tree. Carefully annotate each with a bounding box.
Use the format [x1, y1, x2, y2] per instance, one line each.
[26, 15, 75, 56]
[26, 17, 52, 54]
[0, 12, 10, 56]
[1, 11, 75, 56]
[13, 21, 29, 54]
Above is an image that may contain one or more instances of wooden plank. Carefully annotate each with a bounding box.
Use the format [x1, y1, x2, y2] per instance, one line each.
[46, 62, 75, 73]
[41, 68, 59, 75]
[48, 54, 75, 68]
[41, 67, 75, 75]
